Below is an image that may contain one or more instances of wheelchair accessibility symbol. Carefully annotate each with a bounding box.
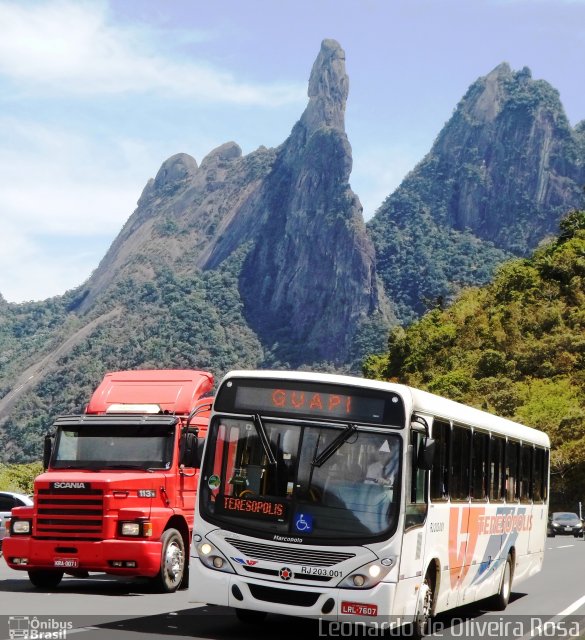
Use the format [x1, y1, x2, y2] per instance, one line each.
[294, 512, 313, 533]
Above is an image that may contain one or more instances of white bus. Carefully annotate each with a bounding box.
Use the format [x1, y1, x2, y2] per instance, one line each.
[189, 371, 549, 634]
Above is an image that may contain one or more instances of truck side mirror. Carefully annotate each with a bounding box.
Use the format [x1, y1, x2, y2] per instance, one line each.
[417, 437, 435, 470]
[43, 434, 54, 470]
[180, 432, 202, 469]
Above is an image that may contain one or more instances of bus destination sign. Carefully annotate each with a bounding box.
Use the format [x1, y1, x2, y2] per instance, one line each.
[215, 494, 288, 521]
[234, 385, 387, 423]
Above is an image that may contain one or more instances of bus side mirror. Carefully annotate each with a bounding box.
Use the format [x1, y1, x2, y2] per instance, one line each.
[180, 432, 202, 469]
[43, 434, 54, 470]
[417, 437, 435, 470]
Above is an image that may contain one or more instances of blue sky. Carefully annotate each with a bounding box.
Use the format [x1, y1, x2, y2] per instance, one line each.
[1, 0, 584, 302]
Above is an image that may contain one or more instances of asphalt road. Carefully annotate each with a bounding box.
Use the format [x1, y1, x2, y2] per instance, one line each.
[1, 536, 585, 640]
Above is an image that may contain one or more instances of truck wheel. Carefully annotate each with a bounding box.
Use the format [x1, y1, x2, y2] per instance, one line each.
[155, 528, 185, 593]
[28, 570, 64, 589]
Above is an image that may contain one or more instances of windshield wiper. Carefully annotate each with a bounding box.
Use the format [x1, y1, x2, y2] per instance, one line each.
[99, 464, 154, 471]
[253, 414, 277, 466]
[312, 424, 358, 468]
[52, 464, 95, 470]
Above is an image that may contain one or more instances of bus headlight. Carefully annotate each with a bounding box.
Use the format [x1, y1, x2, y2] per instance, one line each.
[11, 519, 32, 535]
[196, 541, 235, 574]
[337, 559, 395, 589]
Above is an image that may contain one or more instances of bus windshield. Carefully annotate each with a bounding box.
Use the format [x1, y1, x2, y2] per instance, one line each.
[52, 424, 176, 470]
[200, 417, 401, 542]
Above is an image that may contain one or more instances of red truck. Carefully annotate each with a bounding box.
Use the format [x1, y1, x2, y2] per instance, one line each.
[3, 369, 213, 592]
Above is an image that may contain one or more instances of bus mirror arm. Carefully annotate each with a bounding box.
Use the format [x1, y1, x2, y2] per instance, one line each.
[417, 437, 436, 470]
[411, 415, 429, 434]
[186, 402, 213, 429]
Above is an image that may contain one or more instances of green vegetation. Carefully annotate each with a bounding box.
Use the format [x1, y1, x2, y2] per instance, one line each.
[364, 210, 585, 508]
[0, 462, 42, 494]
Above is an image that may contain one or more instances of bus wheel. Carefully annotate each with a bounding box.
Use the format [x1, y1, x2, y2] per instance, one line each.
[235, 609, 267, 624]
[412, 573, 433, 638]
[491, 554, 513, 611]
[28, 570, 64, 589]
[155, 528, 185, 593]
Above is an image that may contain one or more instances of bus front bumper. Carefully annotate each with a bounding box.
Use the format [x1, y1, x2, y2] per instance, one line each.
[189, 558, 403, 626]
[3, 536, 163, 577]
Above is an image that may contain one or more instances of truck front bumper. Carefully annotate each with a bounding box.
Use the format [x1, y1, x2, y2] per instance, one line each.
[3, 536, 163, 577]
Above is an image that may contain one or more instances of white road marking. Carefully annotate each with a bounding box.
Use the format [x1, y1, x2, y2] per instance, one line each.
[519, 593, 585, 640]
[557, 544, 574, 549]
[557, 593, 585, 617]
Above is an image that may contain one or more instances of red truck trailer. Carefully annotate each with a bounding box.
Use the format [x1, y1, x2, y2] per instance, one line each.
[3, 369, 213, 592]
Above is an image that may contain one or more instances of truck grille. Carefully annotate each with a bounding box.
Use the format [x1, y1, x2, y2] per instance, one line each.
[224, 538, 355, 566]
[34, 488, 104, 540]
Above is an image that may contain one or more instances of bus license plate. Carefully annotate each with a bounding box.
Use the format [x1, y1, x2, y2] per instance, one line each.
[54, 558, 78, 568]
[341, 601, 378, 616]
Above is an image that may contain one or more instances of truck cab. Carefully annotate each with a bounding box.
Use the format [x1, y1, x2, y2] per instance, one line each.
[3, 369, 213, 592]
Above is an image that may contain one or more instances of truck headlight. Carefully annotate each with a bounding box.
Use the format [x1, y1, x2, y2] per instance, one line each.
[121, 522, 141, 536]
[11, 519, 31, 535]
[337, 559, 395, 589]
[119, 521, 151, 537]
[196, 541, 235, 574]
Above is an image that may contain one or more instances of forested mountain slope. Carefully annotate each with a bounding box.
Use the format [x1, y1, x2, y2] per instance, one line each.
[364, 210, 585, 506]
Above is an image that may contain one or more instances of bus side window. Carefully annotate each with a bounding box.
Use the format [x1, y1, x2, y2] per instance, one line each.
[489, 436, 505, 502]
[451, 425, 471, 501]
[520, 444, 533, 503]
[533, 448, 546, 503]
[543, 449, 549, 503]
[405, 431, 427, 530]
[471, 431, 489, 501]
[505, 440, 520, 503]
[430, 420, 450, 501]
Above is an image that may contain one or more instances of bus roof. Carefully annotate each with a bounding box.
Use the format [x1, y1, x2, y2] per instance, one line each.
[220, 370, 550, 448]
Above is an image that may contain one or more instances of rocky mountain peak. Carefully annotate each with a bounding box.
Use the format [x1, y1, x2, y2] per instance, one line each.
[153, 153, 198, 193]
[200, 142, 242, 170]
[300, 39, 348, 134]
[463, 62, 515, 123]
[236, 39, 391, 364]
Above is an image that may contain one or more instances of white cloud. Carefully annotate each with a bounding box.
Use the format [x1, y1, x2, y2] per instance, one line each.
[0, 0, 305, 106]
[0, 218, 106, 303]
[0, 118, 143, 235]
[0, 116, 146, 302]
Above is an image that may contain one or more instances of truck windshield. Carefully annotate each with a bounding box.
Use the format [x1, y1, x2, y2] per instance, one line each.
[52, 424, 175, 470]
[200, 417, 401, 542]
